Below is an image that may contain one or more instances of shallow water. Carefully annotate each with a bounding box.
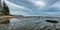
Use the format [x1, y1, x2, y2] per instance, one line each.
[0, 17, 60, 30]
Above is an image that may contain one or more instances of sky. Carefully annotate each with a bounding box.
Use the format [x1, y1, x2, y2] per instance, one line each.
[5, 0, 60, 16]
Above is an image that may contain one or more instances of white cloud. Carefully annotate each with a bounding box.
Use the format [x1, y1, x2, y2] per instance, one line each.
[28, 0, 46, 8]
[5, 1, 25, 9]
[5, 0, 60, 16]
[50, 1, 60, 8]
[5, 1, 33, 11]
[5, 0, 33, 15]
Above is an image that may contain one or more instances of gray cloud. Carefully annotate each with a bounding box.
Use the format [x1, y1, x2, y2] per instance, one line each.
[5, 0, 60, 16]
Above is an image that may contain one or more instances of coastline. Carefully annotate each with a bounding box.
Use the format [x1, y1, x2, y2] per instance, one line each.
[0, 15, 60, 19]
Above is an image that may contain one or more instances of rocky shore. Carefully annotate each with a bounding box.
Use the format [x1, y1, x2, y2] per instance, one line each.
[0, 15, 60, 19]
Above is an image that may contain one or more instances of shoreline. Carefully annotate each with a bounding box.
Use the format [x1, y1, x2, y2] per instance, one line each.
[0, 15, 60, 19]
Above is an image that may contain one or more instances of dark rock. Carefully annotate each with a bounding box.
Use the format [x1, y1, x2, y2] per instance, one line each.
[46, 20, 58, 23]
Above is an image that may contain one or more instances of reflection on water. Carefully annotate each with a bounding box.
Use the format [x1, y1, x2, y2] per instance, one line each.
[0, 18, 10, 30]
[0, 17, 60, 30]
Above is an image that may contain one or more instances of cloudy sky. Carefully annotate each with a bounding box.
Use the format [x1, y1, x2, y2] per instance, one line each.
[5, 0, 60, 16]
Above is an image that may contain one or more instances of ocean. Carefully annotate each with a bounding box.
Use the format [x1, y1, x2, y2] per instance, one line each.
[0, 17, 60, 30]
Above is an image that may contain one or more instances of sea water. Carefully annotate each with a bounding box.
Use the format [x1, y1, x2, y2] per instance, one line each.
[0, 17, 60, 30]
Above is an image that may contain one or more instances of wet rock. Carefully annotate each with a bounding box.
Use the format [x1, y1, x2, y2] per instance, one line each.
[56, 28, 60, 30]
[46, 20, 58, 23]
